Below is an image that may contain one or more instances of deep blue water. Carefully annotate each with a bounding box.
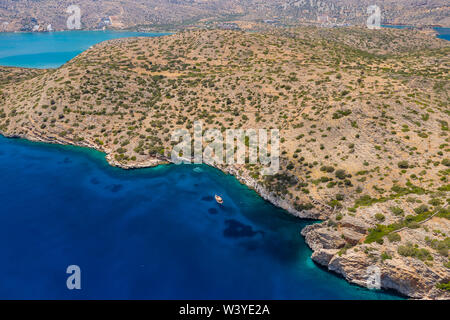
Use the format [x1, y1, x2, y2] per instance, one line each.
[0, 136, 402, 299]
[0, 31, 170, 68]
[0, 30, 406, 300]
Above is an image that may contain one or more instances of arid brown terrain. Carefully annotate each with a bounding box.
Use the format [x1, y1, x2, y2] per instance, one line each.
[0, 27, 449, 298]
[0, 0, 449, 32]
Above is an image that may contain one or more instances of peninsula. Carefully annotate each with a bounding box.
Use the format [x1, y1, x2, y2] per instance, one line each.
[0, 26, 449, 299]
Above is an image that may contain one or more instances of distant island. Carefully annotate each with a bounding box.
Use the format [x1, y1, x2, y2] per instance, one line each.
[0, 26, 449, 299]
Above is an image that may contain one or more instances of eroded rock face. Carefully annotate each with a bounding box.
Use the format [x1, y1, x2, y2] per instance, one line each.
[301, 216, 450, 300]
[327, 253, 450, 299]
[340, 216, 372, 233]
[341, 228, 364, 245]
[311, 249, 338, 266]
[328, 251, 372, 288]
[301, 223, 346, 251]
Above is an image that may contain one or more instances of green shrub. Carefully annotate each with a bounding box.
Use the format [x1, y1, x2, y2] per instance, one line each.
[355, 195, 381, 208]
[387, 232, 401, 242]
[414, 204, 429, 215]
[398, 243, 433, 261]
[426, 237, 449, 257]
[389, 206, 404, 216]
[328, 200, 343, 208]
[381, 252, 392, 260]
[336, 194, 345, 201]
[437, 207, 450, 220]
[428, 198, 442, 206]
[398, 161, 409, 169]
[442, 159, 450, 167]
[332, 109, 352, 119]
[365, 224, 399, 243]
[320, 166, 335, 173]
[335, 169, 347, 180]
[436, 281, 450, 292]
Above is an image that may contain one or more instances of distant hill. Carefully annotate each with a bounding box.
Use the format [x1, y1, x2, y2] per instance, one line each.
[0, 0, 449, 32]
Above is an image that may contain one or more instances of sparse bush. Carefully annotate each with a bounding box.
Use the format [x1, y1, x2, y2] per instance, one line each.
[398, 161, 409, 169]
[335, 169, 347, 180]
[414, 204, 429, 215]
[398, 243, 433, 261]
[389, 206, 404, 216]
[387, 233, 401, 242]
[442, 159, 450, 167]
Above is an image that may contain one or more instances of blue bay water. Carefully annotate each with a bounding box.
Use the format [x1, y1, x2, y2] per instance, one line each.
[0, 136, 401, 299]
[0, 30, 408, 299]
[435, 27, 450, 41]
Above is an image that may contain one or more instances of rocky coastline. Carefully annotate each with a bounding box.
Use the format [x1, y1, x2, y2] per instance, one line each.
[301, 211, 450, 300]
[4, 130, 449, 299]
[1, 27, 448, 300]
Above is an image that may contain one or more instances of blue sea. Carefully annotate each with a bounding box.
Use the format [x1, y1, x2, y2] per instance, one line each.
[0, 30, 412, 300]
[435, 27, 450, 41]
[0, 136, 402, 299]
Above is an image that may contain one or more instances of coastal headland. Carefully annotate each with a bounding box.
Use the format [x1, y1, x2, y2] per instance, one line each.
[0, 27, 449, 299]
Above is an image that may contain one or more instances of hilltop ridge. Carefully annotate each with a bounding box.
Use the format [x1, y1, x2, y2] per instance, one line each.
[0, 0, 449, 32]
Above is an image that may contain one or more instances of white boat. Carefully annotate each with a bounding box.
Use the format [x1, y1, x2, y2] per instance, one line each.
[215, 195, 223, 204]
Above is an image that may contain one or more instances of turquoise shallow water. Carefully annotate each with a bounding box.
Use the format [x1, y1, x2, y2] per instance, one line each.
[0, 30, 407, 299]
[0, 31, 170, 68]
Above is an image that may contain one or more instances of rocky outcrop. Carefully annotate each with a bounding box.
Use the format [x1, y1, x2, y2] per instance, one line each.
[311, 249, 338, 266]
[326, 252, 450, 299]
[341, 228, 364, 245]
[340, 216, 372, 234]
[301, 212, 450, 300]
[301, 223, 346, 251]
[106, 153, 167, 169]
